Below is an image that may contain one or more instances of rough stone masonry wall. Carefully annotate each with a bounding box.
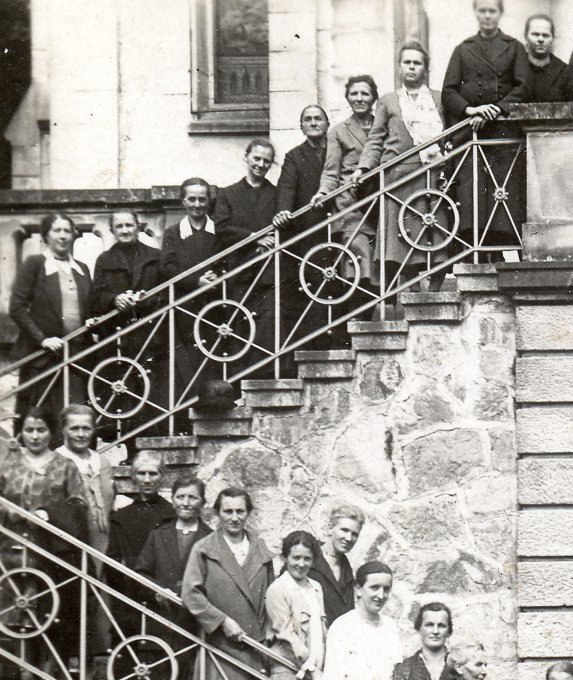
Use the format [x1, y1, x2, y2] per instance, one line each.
[192, 286, 518, 675]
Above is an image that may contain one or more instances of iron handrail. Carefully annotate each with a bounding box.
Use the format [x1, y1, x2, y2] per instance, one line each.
[0, 494, 298, 673]
[0, 118, 474, 381]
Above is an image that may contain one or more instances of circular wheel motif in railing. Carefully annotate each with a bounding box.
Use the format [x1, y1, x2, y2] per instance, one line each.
[398, 189, 460, 252]
[193, 299, 256, 363]
[0, 568, 60, 639]
[299, 242, 360, 305]
[107, 635, 178, 680]
[87, 357, 151, 419]
[0, 413, 19, 449]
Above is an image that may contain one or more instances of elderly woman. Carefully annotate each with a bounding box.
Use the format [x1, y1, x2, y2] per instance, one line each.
[354, 42, 447, 295]
[265, 531, 326, 680]
[182, 486, 274, 680]
[546, 661, 573, 680]
[442, 0, 529, 257]
[0, 405, 87, 671]
[312, 75, 379, 308]
[9, 213, 91, 428]
[393, 602, 452, 680]
[446, 640, 487, 679]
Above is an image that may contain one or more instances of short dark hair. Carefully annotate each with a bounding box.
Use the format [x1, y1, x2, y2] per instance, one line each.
[40, 213, 75, 243]
[213, 486, 253, 514]
[245, 138, 275, 161]
[400, 41, 430, 70]
[355, 560, 393, 587]
[179, 177, 211, 200]
[171, 475, 206, 502]
[299, 104, 330, 125]
[281, 530, 321, 559]
[473, 0, 503, 12]
[21, 405, 57, 437]
[344, 75, 378, 103]
[414, 602, 453, 635]
[109, 210, 140, 230]
[525, 13, 555, 37]
[61, 404, 95, 428]
[547, 662, 573, 680]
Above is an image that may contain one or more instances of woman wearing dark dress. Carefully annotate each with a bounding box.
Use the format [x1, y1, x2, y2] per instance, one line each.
[9, 213, 91, 428]
[442, 0, 530, 257]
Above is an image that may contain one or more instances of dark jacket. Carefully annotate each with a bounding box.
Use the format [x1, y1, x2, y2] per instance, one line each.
[136, 518, 212, 595]
[10, 254, 91, 362]
[442, 31, 530, 126]
[308, 550, 354, 628]
[393, 652, 451, 680]
[90, 241, 162, 318]
[528, 53, 573, 103]
[277, 139, 327, 237]
[214, 177, 277, 284]
[160, 222, 218, 295]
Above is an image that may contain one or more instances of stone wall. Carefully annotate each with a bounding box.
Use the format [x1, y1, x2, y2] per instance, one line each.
[179, 276, 518, 675]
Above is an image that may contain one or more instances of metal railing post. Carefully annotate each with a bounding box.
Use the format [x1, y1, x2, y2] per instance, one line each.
[273, 227, 281, 379]
[63, 341, 70, 408]
[379, 169, 386, 321]
[168, 284, 176, 436]
[79, 550, 88, 680]
[472, 130, 479, 264]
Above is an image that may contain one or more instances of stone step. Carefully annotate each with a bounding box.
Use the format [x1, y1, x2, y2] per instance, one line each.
[294, 350, 356, 379]
[453, 263, 499, 292]
[400, 291, 463, 322]
[135, 435, 198, 450]
[189, 406, 253, 437]
[347, 321, 409, 351]
[241, 379, 304, 408]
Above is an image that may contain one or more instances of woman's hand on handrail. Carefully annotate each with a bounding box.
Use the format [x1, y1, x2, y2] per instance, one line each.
[273, 210, 292, 228]
[310, 191, 326, 207]
[222, 616, 245, 640]
[257, 233, 275, 250]
[40, 337, 64, 353]
[351, 168, 365, 185]
[198, 270, 218, 286]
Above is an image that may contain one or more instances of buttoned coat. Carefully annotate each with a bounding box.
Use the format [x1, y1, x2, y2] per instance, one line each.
[160, 222, 218, 295]
[392, 651, 451, 680]
[308, 550, 354, 629]
[182, 528, 274, 680]
[442, 31, 530, 127]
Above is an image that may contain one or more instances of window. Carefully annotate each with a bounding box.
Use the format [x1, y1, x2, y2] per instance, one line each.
[189, 0, 269, 134]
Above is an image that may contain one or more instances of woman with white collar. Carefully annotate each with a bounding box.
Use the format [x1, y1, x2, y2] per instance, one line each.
[10, 212, 92, 427]
[266, 531, 326, 680]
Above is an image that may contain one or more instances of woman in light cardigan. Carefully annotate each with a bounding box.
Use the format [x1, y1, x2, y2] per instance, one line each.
[266, 531, 326, 680]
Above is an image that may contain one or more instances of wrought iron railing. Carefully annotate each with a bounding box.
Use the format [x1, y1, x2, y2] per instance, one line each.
[0, 119, 524, 449]
[0, 495, 295, 680]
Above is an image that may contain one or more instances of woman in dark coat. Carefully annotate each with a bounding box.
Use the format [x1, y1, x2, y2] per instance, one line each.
[9, 213, 91, 427]
[182, 487, 274, 680]
[442, 0, 530, 256]
[214, 140, 277, 379]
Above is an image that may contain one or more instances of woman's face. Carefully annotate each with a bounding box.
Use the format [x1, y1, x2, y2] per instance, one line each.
[399, 49, 427, 87]
[21, 417, 52, 456]
[285, 543, 314, 583]
[172, 484, 204, 522]
[45, 218, 74, 259]
[474, 0, 501, 33]
[244, 144, 274, 182]
[217, 495, 249, 538]
[182, 184, 209, 221]
[458, 650, 487, 680]
[346, 81, 375, 116]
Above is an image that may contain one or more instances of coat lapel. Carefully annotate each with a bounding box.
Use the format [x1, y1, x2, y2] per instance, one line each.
[130, 242, 158, 290]
[345, 116, 368, 147]
[489, 32, 512, 63]
[300, 140, 324, 175]
[73, 265, 91, 321]
[211, 531, 259, 611]
[43, 270, 63, 320]
[161, 523, 181, 570]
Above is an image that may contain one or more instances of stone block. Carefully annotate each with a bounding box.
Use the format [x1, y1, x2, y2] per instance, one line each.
[402, 429, 484, 495]
[453, 264, 499, 292]
[519, 459, 573, 505]
[348, 321, 409, 351]
[417, 550, 505, 594]
[219, 446, 281, 490]
[242, 379, 304, 408]
[135, 435, 198, 450]
[358, 357, 404, 401]
[518, 611, 573, 657]
[295, 350, 356, 380]
[518, 663, 559, 680]
[136, 449, 200, 466]
[489, 428, 516, 473]
[189, 407, 253, 438]
[401, 292, 462, 322]
[518, 508, 573, 556]
[516, 406, 573, 453]
[517, 356, 573, 403]
[516, 305, 573, 351]
[518, 561, 573, 607]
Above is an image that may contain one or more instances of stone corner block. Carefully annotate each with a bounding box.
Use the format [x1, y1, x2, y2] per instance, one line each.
[294, 349, 356, 379]
[189, 406, 253, 438]
[400, 291, 462, 323]
[453, 263, 500, 292]
[241, 379, 304, 408]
